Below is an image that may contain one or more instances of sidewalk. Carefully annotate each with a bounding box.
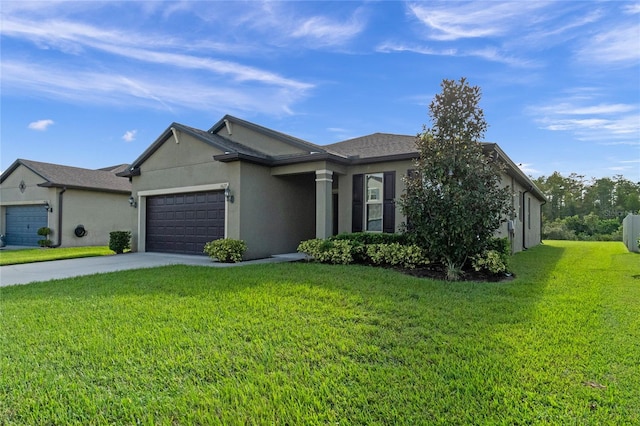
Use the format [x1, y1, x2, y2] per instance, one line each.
[0, 252, 307, 287]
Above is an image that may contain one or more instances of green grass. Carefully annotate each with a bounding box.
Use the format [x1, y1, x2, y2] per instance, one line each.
[1, 241, 638, 424]
[0, 246, 114, 265]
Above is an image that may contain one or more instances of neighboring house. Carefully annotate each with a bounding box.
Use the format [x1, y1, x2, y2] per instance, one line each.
[119, 115, 545, 259]
[0, 159, 134, 247]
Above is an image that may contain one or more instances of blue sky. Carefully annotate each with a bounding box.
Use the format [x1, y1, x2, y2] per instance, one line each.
[1, 1, 639, 182]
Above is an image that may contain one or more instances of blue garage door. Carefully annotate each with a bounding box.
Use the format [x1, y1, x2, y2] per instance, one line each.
[5, 205, 48, 246]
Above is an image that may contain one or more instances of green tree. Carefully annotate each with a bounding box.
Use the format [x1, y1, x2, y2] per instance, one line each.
[400, 78, 511, 280]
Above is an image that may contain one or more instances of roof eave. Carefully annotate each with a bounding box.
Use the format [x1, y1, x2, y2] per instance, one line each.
[37, 182, 130, 194]
[349, 152, 418, 165]
[0, 159, 51, 184]
[213, 152, 273, 166]
[490, 144, 546, 202]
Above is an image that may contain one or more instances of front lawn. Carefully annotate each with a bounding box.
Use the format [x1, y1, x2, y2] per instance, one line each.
[1, 241, 638, 424]
[0, 246, 114, 266]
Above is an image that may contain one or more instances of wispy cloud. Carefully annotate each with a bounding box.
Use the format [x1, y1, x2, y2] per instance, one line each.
[407, 2, 550, 41]
[529, 95, 640, 146]
[28, 119, 54, 131]
[0, 8, 315, 115]
[377, 42, 535, 68]
[576, 21, 640, 66]
[290, 12, 366, 47]
[517, 163, 540, 176]
[122, 130, 137, 142]
[1, 60, 306, 115]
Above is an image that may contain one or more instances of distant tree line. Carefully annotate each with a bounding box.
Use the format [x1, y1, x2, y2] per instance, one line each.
[532, 172, 640, 241]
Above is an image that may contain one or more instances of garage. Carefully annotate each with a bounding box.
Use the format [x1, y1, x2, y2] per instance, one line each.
[5, 205, 48, 246]
[146, 190, 225, 255]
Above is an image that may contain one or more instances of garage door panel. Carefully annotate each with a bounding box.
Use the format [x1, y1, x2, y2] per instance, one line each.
[145, 190, 225, 255]
[5, 205, 48, 246]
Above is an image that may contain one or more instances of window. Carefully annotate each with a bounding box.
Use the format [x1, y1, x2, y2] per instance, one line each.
[518, 191, 523, 222]
[352, 172, 395, 234]
[366, 173, 383, 232]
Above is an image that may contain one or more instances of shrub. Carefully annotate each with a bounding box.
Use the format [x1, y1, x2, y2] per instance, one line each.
[472, 250, 508, 274]
[298, 237, 428, 268]
[109, 231, 131, 254]
[543, 220, 576, 240]
[37, 239, 52, 248]
[297, 239, 353, 265]
[366, 243, 428, 269]
[37, 227, 52, 248]
[330, 232, 409, 246]
[204, 238, 247, 263]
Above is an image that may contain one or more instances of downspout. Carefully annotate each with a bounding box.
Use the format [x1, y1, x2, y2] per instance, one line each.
[522, 186, 531, 250]
[51, 187, 66, 248]
[539, 199, 547, 245]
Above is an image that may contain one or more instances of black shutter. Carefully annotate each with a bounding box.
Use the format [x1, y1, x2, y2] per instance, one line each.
[383, 171, 395, 233]
[352, 174, 363, 232]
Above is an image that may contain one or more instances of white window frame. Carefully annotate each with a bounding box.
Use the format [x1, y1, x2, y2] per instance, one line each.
[365, 173, 383, 232]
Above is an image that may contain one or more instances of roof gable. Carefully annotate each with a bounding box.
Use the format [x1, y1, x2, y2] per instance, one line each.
[0, 159, 131, 193]
[209, 115, 328, 157]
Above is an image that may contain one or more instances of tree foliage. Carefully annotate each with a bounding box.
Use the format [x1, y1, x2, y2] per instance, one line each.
[400, 78, 512, 280]
[532, 172, 640, 241]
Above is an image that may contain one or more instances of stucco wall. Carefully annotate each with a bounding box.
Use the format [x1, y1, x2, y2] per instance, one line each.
[494, 173, 544, 253]
[215, 124, 310, 157]
[131, 131, 242, 252]
[0, 166, 55, 235]
[0, 164, 133, 247]
[238, 163, 316, 259]
[60, 189, 134, 247]
[336, 159, 415, 234]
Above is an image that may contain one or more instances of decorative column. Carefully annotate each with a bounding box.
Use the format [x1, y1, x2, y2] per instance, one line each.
[315, 170, 333, 239]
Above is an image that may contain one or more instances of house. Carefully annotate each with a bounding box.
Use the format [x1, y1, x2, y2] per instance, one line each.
[0, 159, 134, 247]
[119, 115, 545, 259]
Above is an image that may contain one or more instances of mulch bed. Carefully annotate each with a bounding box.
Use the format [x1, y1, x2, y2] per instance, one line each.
[400, 262, 515, 282]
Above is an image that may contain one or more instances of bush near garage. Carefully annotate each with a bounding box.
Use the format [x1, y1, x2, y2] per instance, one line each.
[109, 231, 131, 254]
[204, 238, 247, 263]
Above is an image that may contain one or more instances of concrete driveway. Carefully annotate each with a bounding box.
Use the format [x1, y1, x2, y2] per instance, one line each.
[0, 252, 306, 287]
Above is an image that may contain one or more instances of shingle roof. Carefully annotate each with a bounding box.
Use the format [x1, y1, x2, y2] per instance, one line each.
[1, 159, 131, 193]
[324, 133, 418, 159]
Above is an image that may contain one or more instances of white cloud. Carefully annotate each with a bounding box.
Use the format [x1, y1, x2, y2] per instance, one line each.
[529, 96, 640, 146]
[290, 13, 365, 47]
[2, 17, 312, 91]
[0, 9, 316, 118]
[517, 163, 540, 176]
[377, 42, 535, 68]
[576, 21, 640, 66]
[122, 130, 137, 142]
[28, 119, 54, 131]
[1, 60, 305, 116]
[407, 2, 550, 41]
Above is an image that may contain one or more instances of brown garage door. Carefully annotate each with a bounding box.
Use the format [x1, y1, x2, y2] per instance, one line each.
[146, 190, 225, 255]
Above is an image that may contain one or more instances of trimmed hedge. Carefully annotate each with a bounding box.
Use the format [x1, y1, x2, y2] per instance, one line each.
[109, 231, 131, 254]
[298, 234, 428, 269]
[330, 232, 409, 245]
[204, 239, 247, 263]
